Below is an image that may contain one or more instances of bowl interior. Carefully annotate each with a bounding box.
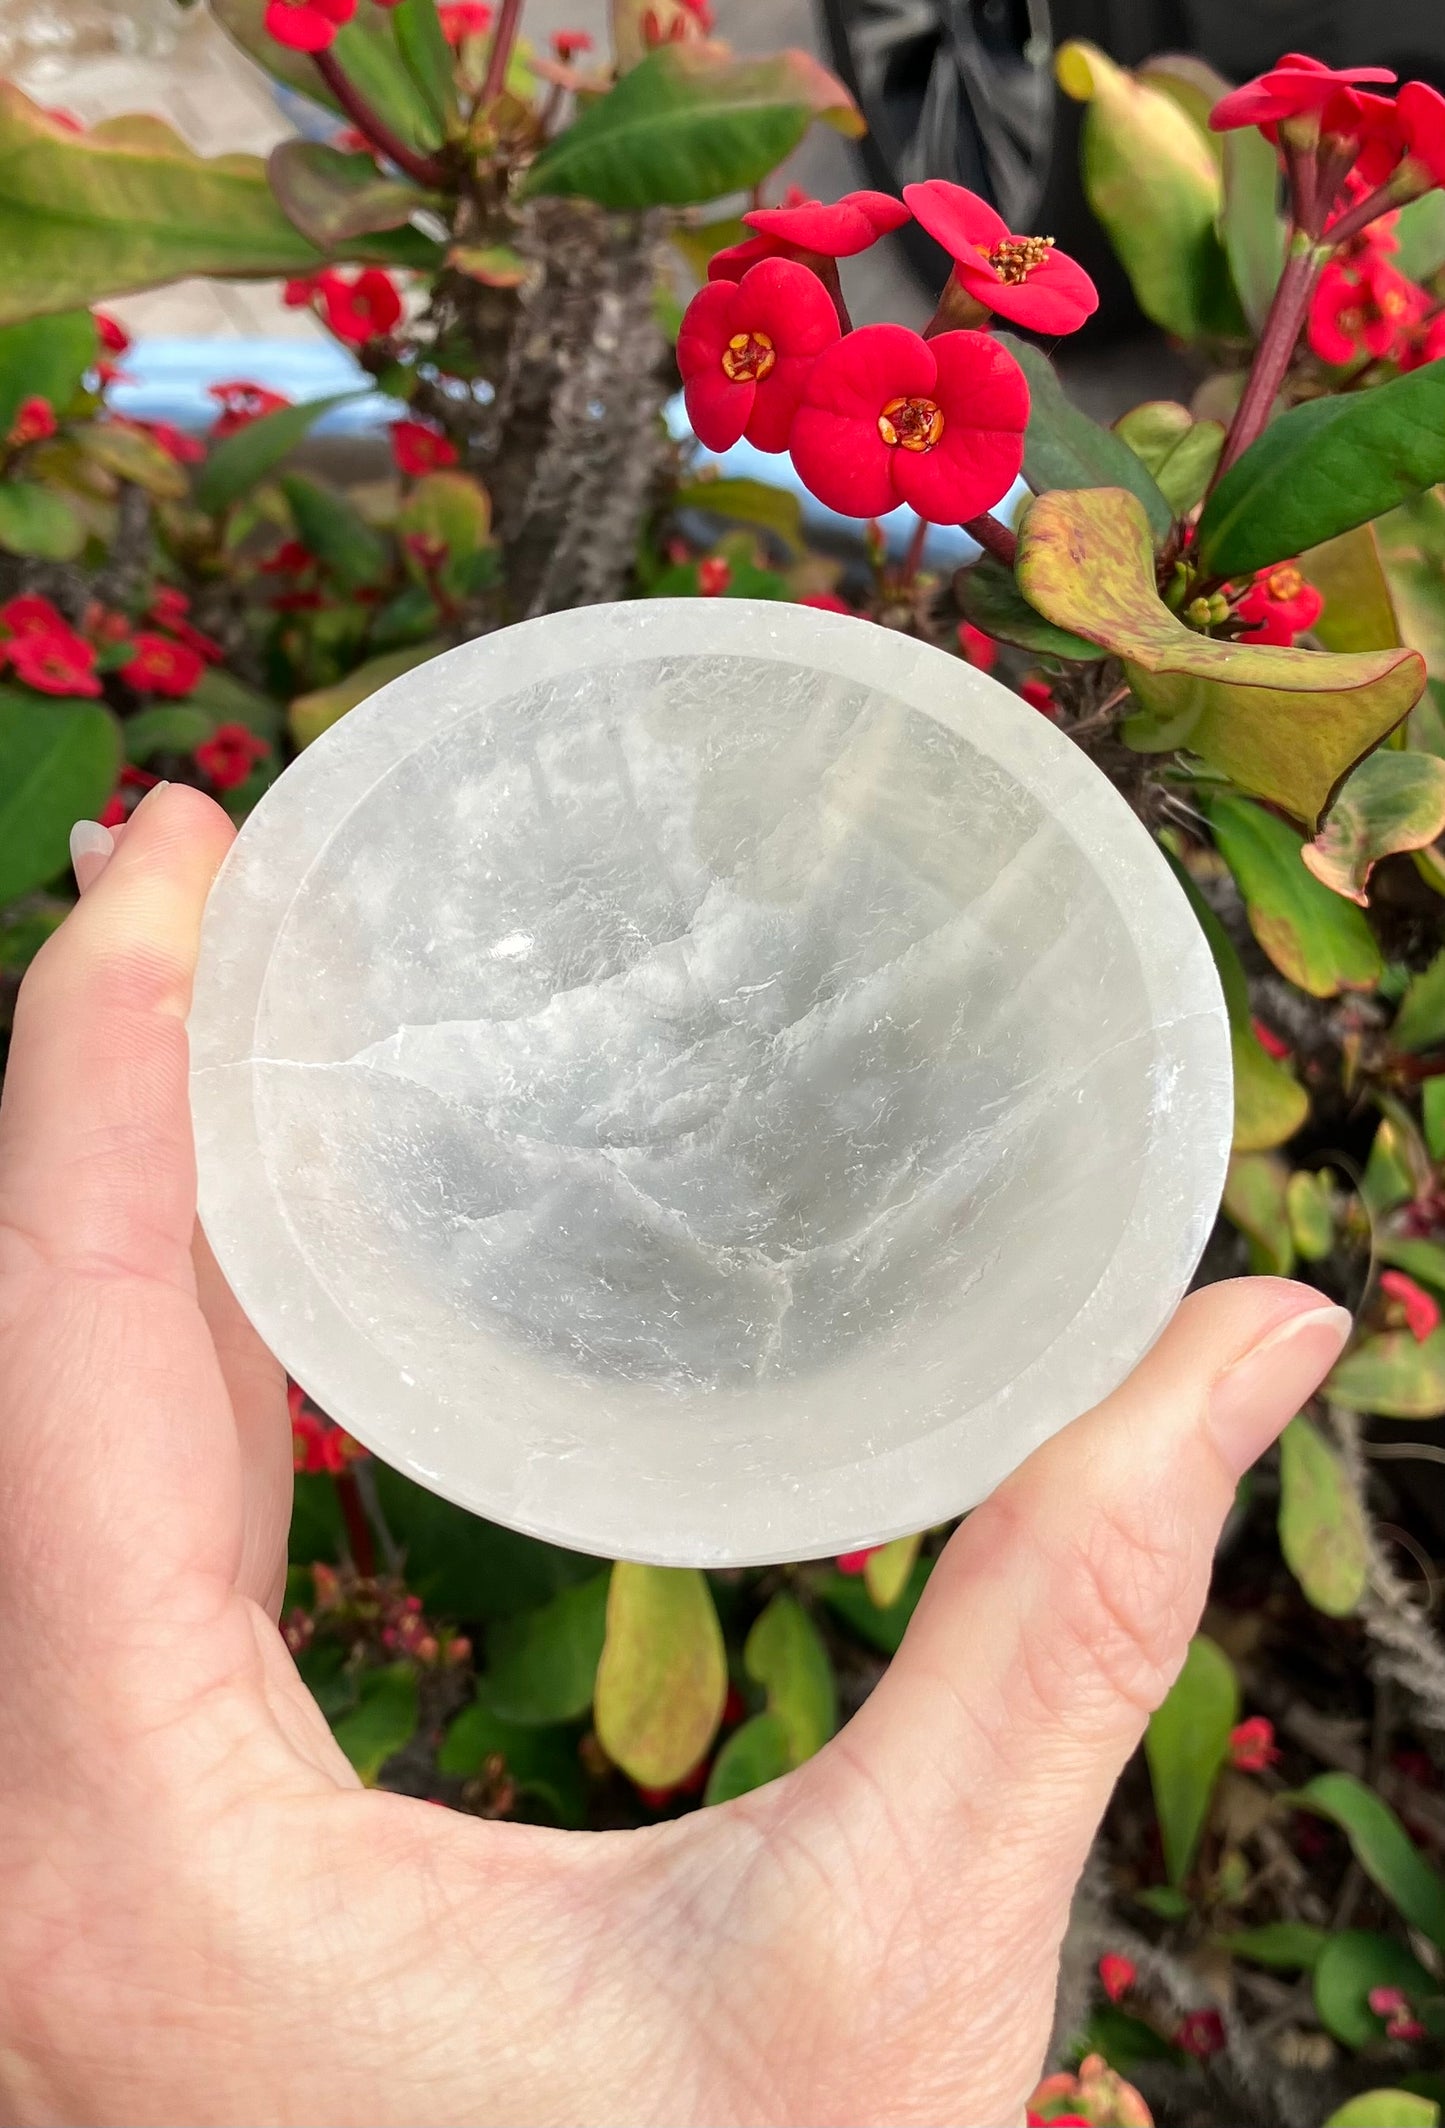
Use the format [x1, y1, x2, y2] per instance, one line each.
[191, 605, 1229, 1563]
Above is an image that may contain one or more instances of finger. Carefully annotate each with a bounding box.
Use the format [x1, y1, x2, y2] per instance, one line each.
[818, 1278, 1350, 1962]
[2, 783, 232, 1288]
[193, 1227, 292, 1616]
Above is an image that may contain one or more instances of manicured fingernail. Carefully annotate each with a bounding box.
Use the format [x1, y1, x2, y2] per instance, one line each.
[1207, 1302, 1354, 1477]
[70, 819, 115, 894]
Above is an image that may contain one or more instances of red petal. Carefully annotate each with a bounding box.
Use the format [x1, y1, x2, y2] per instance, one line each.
[789, 405, 896, 517]
[737, 256, 840, 355]
[930, 330, 1030, 436]
[264, 0, 340, 50]
[983, 249, 1098, 335]
[684, 369, 751, 452]
[744, 352, 815, 451]
[902, 179, 1008, 262]
[706, 233, 778, 282]
[891, 421, 1022, 524]
[744, 188, 909, 257]
[1400, 80, 1445, 185]
[676, 279, 738, 378]
[798, 322, 936, 425]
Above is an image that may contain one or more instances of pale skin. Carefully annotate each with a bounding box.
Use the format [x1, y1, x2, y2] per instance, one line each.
[0, 785, 1352, 2128]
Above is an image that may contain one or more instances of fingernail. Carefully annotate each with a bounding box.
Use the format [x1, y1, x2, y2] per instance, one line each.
[70, 819, 115, 895]
[133, 779, 170, 815]
[1207, 1302, 1354, 1477]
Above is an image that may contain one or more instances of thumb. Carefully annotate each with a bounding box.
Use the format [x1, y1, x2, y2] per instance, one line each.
[832, 1277, 1350, 1929]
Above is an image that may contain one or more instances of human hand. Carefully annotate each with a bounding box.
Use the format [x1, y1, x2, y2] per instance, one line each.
[0, 786, 1351, 2128]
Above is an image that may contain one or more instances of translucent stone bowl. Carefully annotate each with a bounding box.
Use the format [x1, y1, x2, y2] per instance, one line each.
[190, 600, 1231, 1566]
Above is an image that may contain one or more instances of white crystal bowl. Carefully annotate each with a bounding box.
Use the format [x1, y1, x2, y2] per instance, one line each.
[190, 600, 1231, 1567]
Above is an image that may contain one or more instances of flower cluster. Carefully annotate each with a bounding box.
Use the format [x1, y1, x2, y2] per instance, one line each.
[1227, 1715, 1280, 1772]
[284, 267, 404, 345]
[678, 181, 1099, 532]
[1234, 561, 1323, 646]
[288, 1379, 366, 1476]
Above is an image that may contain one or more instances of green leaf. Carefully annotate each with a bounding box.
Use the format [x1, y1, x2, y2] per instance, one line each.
[369, 1464, 597, 1621]
[1377, 489, 1445, 687]
[1394, 189, 1445, 283]
[0, 309, 95, 435]
[482, 1572, 609, 1725]
[1393, 947, 1445, 1053]
[1222, 1152, 1294, 1276]
[1364, 1104, 1431, 1217]
[1208, 794, 1382, 995]
[1278, 1416, 1368, 1617]
[77, 420, 189, 499]
[184, 664, 283, 743]
[863, 1533, 923, 1610]
[1326, 2094, 1440, 2128]
[437, 1701, 585, 1826]
[704, 1711, 792, 1805]
[995, 334, 1171, 544]
[954, 553, 1102, 663]
[1286, 1168, 1335, 1261]
[279, 471, 389, 591]
[446, 241, 528, 287]
[1328, 1328, 1445, 1419]
[195, 392, 362, 515]
[1303, 751, 1445, 904]
[1213, 1921, 1328, 1972]
[1291, 1773, 1445, 1947]
[593, 1564, 727, 1788]
[1302, 523, 1401, 656]
[1379, 1236, 1445, 1292]
[397, 469, 492, 598]
[1113, 401, 1223, 518]
[1145, 1633, 1238, 1885]
[1134, 1884, 1193, 1920]
[329, 10, 446, 153]
[391, 0, 460, 130]
[0, 481, 84, 560]
[819, 1558, 933, 1655]
[0, 689, 120, 903]
[1055, 40, 1237, 341]
[330, 1663, 418, 1785]
[290, 639, 444, 749]
[267, 141, 438, 248]
[288, 1470, 344, 1565]
[670, 214, 749, 279]
[1162, 845, 1309, 1151]
[1197, 361, 1445, 582]
[1427, 1081, 1445, 1163]
[1018, 487, 1424, 830]
[1314, 1931, 1440, 2049]
[1136, 52, 1229, 160]
[524, 44, 862, 210]
[0, 901, 64, 973]
[675, 475, 804, 555]
[1220, 124, 1286, 335]
[0, 87, 330, 321]
[123, 704, 213, 762]
[744, 1592, 837, 1768]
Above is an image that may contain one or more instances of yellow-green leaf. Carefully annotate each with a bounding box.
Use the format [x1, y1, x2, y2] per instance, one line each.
[1303, 749, 1445, 904]
[745, 1592, 836, 1768]
[863, 1533, 923, 1610]
[594, 1564, 727, 1789]
[703, 1711, 792, 1805]
[1286, 1169, 1335, 1261]
[1222, 1152, 1294, 1276]
[676, 475, 803, 555]
[268, 140, 437, 247]
[0, 481, 84, 559]
[77, 420, 188, 499]
[1208, 794, 1382, 994]
[1326, 2094, 1440, 2128]
[290, 640, 444, 749]
[1393, 945, 1445, 1052]
[1278, 1416, 1367, 1617]
[1328, 1327, 1445, 1418]
[1302, 523, 1400, 655]
[0, 309, 95, 435]
[1112, 400, 1223, 516]
[1017, 486, 1424, 829]
[1145, 1633, 1238, 1885]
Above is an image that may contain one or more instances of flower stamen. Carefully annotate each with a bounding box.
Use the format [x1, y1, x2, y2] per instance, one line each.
[982, 234, 1054, 284]
[878, 394, 944, 451]
[721, 330, 776, 383]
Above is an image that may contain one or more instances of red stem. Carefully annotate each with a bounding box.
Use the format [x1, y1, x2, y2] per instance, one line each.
[481, 0, 526, 106]
[334, 1468, 377, 1577]
[314, 47, 447, 188]
[1212, 239, 1323, 482]
[962, 512, 1017, 568]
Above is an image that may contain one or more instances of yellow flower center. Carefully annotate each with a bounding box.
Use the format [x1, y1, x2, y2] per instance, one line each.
[981, 234, 1054, 284]
[721, 330, 776, 383]
[878, 395, 944, 451]
[1266, 565, 1303, 600]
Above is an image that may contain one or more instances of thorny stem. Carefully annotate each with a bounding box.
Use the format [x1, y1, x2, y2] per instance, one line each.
[334, 1467, 377, 1578]
[314, 48, 448, 189]
[961, 510, 1017, 567]
[481, 0, 528, 108]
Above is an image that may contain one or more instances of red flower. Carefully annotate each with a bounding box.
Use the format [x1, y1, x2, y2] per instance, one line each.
[1098, 1953, 1137, 2003]
[1347, 90, 1408, 188]
[6, 626, 101, 697]
[316, 266, 404, 344]
[552, 26, 591, 58]
[1251, 1016, 1290, 1060]
[209, 380, 291, 438]
[195, 722, 271, 792]
[1398, 80, 1445, 189]
[743, 188, 912, 261]
[264, 0, 355, 50]
[1381, 1269, 1441, 1342]
[147, 586, 223, 664]
[697, 556, 731, 596]
[390, 418, 458, 475]
[799, 592, 855, 615]
[0, 593, 70, 638]
[904, 181, 1098, 335]
[679, 257, 841, 453]
[1020, 678, 1057, 718]
[1209, 53, 1395, 133]
[791, 324, 1027, 525]
[260, 537, 315, 577]
[1308, 252, 1422, 365]
[8, 396, 56, 447]
[1228, 1716, 1280, 1773]
[1400, 311, 1445, 371]
[439, 0, 491, 32]
[836, 1546, 880, 1575]
[1368, 1984, 1427, 2040]
[1175, 2008, 1225, 2059]
[120, 632, 205, 698]
[1236, 560, 1324, 645]
[94, 310, 130, 355]
[98, 793, 128, 830]
[958, 621, 998, 671]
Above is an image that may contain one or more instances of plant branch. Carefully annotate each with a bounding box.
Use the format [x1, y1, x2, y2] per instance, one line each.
[481, 0, 527, 107]
[961, 511, 1017, 568]
[1212, 238, 1323, 483]
[313, 48, 447, 189]
[333, 1467, 377, 1578]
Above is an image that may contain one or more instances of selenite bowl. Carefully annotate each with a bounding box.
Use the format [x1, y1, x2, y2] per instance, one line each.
[190, 600, 1232, 1566]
